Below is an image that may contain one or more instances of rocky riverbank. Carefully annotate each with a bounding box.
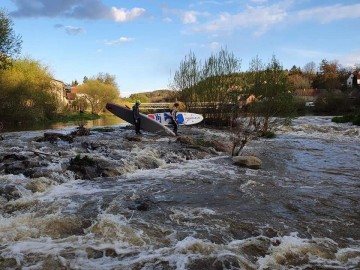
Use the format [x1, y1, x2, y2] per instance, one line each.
[0, 124, 246, 205]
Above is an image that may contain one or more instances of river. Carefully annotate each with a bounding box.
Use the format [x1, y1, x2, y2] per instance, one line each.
[1, 115, 125, 133]
[0, 116, 359, 269]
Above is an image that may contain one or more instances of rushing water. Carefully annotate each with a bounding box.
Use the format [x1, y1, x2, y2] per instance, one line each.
[0, 116, 359, 270]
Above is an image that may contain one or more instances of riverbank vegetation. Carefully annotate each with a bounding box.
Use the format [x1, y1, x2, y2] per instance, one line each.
[332, 114, 360, 126]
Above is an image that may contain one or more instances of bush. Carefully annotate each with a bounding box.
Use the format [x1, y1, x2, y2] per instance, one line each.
[332, 114, 360, 126]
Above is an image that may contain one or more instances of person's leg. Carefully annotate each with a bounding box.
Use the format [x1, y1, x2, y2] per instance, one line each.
[136, 118, 141, 134]
[173, 122, 178, 135]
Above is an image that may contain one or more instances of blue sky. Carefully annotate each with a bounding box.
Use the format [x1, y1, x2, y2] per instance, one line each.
[2, 0, 360, 97]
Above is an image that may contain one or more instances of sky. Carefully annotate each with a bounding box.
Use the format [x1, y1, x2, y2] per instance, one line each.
[2, 0, 360, 97]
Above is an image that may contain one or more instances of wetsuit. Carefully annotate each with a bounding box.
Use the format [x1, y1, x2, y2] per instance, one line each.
[171, 106, 178, 136]
[132, 103, 141, 134]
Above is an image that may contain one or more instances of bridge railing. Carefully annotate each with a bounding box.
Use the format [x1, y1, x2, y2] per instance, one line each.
[140, 103, 172, 110]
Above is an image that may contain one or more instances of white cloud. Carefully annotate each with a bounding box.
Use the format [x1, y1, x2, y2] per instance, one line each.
[10, 0, 146, 23]
[190, 2, 360, 36]
[111, 7, 146, 22]
[182, 11, 198, 24]
[192, 2, 289, 34]
[162, 7, 208, 25]
[105, 37, 134, 46]
[295, 3, 360, 23]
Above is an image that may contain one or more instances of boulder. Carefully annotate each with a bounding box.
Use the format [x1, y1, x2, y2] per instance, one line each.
[210, 140, 231, 153]
[232, 156, 262, 169]
[177, 136, 194, 145]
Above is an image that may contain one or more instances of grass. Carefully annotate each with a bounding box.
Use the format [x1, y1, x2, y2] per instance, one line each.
[46, 112, 102, 123]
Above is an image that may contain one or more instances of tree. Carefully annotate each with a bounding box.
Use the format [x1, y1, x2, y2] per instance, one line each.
[71, 80, 79, 86]
[244, 55, 294, 136]
[94, 72, 118, 88]
[288, 73, 311, 90]
[0, 9, 22, 69]
[171, 48, 242, 123]
[313, 59, 342, 90]
[303, 61, 317, 87]
[0, 57, 57, 121]
[171, 51, 201, 109]
[129, 93, 150, 103]
[77, 79, 119, 114]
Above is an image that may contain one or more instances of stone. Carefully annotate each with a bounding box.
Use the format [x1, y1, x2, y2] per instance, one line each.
[232, 155, 262, 169]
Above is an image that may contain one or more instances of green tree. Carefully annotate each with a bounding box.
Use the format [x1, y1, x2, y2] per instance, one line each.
[0, 57, 57, 121]
[77, 79, 119, 114]
[129, 93, 150, 103]
[0, 9, 22, 69]
[244, 55, 294, 136]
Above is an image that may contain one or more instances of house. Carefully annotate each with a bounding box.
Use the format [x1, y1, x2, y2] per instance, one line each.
[347, 71, 360, 88]
[50, 79, 68, 106]
[295, 89, 321, 102]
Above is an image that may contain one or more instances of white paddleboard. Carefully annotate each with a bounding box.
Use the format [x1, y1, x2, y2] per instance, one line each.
[148, 112, 203, 126]
[106, 103, 175, 136]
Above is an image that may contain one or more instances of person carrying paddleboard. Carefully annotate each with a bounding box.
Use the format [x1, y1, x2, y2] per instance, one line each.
[171, 103, 179, 136]
[132, 100, 141, 134]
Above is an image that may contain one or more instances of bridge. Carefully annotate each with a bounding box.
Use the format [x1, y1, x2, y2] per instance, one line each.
[140, 103, 172, 110]
[139, 102, 237, 110]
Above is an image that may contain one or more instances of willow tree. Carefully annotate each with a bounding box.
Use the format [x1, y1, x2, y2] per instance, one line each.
[0, 57, 57, 122]
[77, 79, 119, 114]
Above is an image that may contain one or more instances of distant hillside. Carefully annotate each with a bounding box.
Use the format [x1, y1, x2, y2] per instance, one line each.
[129, 89, 177, 102]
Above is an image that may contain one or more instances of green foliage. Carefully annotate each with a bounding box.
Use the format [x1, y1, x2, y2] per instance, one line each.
[332, 114, 360, 126]
[129, 90, 175, 103]
[46, 112, 101, 123]
[244, 55, 295, 135]
[0, 57, 58, 122]
[128, 93, 150, 103]
[0, 9, 22, 69]
[77, 79, 119, 114]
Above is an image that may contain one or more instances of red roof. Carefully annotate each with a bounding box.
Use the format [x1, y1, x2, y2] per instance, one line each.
[295, 89, 320, 96]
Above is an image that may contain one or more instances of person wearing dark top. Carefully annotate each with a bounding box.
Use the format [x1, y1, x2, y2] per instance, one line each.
[171, 103, 179, 136]
[132, 100, 141, 134]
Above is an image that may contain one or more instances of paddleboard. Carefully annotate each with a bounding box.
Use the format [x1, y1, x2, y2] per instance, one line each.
[106, 103, 175, 136]
[148, 112, 203, 126]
